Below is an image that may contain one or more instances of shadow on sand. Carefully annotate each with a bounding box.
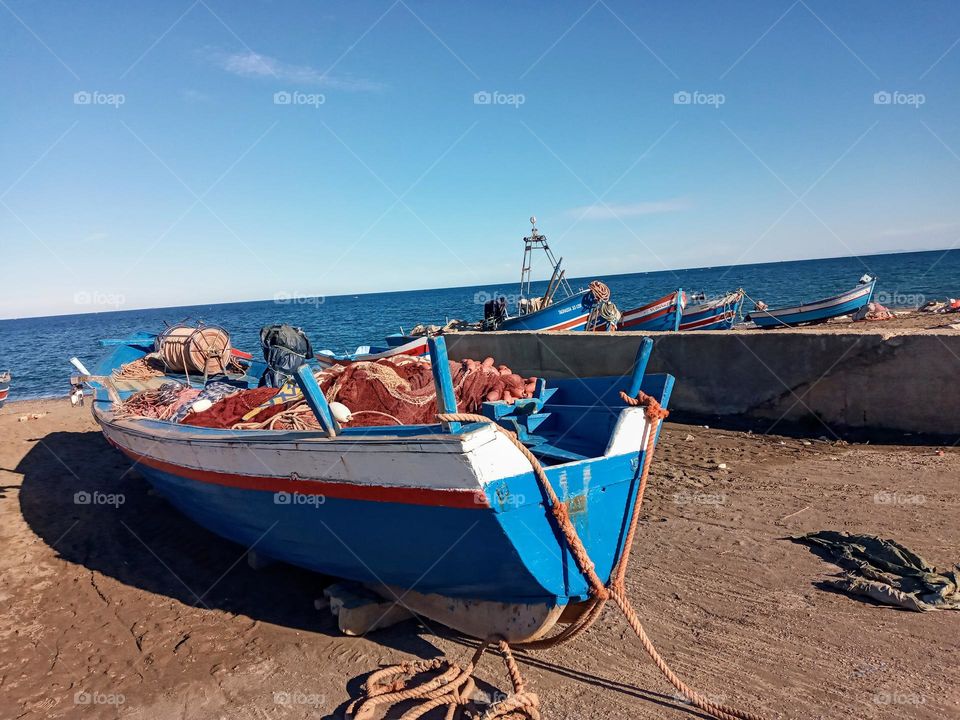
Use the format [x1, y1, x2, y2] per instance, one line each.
[14, 429, 440, 658]
[15, 430, 713, 720]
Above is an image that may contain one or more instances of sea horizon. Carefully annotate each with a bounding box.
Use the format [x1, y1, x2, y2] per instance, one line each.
[2, 245, 955, 323]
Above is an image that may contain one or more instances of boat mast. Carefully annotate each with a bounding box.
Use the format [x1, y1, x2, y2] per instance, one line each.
[519, 216, 572, 308]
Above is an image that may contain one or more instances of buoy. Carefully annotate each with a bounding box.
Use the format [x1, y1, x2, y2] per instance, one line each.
[330, 402, 353, 424]
[191, 398, 213, 413]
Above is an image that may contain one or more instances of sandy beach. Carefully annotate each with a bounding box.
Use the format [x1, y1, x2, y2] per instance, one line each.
[1, 395, 957, 720]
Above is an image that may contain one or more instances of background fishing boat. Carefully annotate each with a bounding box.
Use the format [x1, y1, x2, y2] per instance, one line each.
[315, 336, 429, 366]
[747, 276, 876, 328]
[80, 332, 672, 642]
[0, 371, 10, 407]
[601, 289, 684, 332]
[679, 289, 744, 331]
[382, 218, 617, 346]
[493, 217, 615, 332]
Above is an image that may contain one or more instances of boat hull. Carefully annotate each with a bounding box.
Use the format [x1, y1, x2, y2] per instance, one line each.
[315, 336, 430, 366]
[747, 280, 875, 328]
[679, 291, 744, 331]
[498, 290, 594, 332]
[604, 290, 684, 332]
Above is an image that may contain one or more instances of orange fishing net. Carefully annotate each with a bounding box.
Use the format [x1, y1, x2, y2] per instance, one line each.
[175, 356, 536, 430]
[316, 355, 537, 427]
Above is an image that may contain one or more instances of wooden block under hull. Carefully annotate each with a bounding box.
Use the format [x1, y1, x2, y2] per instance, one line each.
[373, 584, 574, 643]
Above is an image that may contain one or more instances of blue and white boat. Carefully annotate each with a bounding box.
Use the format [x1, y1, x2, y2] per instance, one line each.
[81, 332, 673, 641]
[315, 335, 429, 366]
[679, 289, 744, 331]
[747, 276, 876, 329]
[0, 371, 9, 408]
[492, 217, 607, 332]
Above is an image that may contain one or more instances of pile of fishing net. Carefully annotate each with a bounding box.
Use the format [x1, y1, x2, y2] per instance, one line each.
[314, 355, 538, 427]
[852, 301, 895, 322]
[113, 382, 201, 420]
[115, 355, 538, 430]
[919, 298, 960, 313]
[115, 381, 269, 424]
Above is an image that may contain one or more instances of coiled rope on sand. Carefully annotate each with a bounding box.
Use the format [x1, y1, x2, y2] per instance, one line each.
[346, 393, 765, 720]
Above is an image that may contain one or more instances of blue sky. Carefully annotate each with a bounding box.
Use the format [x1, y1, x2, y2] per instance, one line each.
[2, 0, 959, 318]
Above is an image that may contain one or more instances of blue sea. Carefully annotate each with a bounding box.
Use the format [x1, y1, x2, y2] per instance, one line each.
[2, 249, 958, 401]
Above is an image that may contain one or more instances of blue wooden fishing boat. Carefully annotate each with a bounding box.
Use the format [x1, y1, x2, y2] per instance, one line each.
[490, 217, 609, 332]
[747, 276, 876, 328]
[679, 289, 744, 331]
[601, 290, 684, 332]
[0, 371, 9, 408]
[80, 332, 673, 641]
[315, 336, 429, 366]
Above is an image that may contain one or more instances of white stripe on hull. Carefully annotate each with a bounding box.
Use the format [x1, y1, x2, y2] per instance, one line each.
[621, 298, 673, 323]
[99, 417, 531, 491]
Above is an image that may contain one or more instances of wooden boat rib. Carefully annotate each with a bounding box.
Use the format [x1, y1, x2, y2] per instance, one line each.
[747, 278, 876, 328]
[84, 334, 674, 641]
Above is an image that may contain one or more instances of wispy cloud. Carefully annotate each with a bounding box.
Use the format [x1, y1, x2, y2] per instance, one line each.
[209, 49, 382, 92]
[567, 198, 690, 220]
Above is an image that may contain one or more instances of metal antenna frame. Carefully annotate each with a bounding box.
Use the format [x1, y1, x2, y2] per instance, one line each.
[518, 216, 573, 316]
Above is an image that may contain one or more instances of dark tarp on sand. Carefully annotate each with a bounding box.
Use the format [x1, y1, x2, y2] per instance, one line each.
[793, 530, 960, 612]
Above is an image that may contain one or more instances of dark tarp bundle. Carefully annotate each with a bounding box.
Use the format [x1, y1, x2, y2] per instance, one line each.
[259, 324, 313, 388]
[793, 530, 960, 612]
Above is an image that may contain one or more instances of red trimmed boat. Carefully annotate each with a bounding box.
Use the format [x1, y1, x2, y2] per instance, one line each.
[679, 289, 744, 331]
[599, 290, 684, 332]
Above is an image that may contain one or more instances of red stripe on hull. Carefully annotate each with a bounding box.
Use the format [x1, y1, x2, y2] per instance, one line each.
[113, 443, 489, 509]
[545, 314, 589, 331]
[679, 311, 736, 331]
[620, 305, 672, 328]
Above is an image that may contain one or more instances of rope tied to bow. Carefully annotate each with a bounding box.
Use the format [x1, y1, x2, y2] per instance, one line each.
[347, 391, 765, 720]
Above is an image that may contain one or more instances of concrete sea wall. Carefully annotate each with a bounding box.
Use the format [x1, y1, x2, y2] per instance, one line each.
[444, 330, 959, 435]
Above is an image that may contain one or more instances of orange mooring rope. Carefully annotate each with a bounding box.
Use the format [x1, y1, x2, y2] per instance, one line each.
[347, 393, 765, 720]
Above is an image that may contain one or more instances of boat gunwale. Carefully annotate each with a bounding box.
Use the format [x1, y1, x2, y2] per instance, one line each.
[93, 402, 495, 446]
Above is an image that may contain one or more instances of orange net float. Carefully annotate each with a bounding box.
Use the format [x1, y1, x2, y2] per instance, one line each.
[156, 324, 232, 376]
